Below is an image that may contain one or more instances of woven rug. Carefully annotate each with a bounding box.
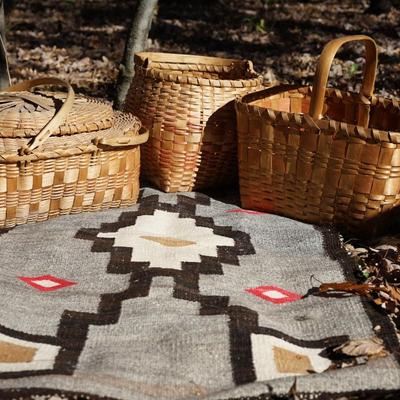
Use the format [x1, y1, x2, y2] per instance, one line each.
[0, 188, 399, 400]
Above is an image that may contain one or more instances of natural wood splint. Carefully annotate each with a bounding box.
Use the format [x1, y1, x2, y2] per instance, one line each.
[235, 35, 400, 231]
[0, 77, 148, 228]
[124, 52, 264, 192]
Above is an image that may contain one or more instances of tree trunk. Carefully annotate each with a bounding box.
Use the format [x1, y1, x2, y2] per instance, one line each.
[114, 0, 158, 110]
[0, 0, 10, 89]
[0, 1, 5, 42]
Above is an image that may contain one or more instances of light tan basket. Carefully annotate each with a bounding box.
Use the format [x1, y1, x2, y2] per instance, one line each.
[235, 35, 400, 231]
[0, 77, 148, 228]
[124, 52, 263, 192]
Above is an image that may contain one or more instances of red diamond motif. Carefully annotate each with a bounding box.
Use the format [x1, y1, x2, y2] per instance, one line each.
[226, 208, 266, 215]
[18, 275, 77, 292]
[246, 285, 302, 304]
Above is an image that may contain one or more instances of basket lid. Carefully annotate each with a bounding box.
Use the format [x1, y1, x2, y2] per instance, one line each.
[0, 89, 114, 138]
[0, 77, 147, 160]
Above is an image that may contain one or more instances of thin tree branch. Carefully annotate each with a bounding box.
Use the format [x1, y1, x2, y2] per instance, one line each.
[0, 0, 10, 89]
[114, 0, 158, 110]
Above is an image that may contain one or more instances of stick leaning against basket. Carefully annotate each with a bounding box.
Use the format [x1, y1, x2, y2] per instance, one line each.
[236, 35, 400, 232]
[0, 77, 148, 228]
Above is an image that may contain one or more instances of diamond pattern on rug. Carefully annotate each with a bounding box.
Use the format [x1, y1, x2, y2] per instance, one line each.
[18, 275, 77, 292]
[97, 209, 235, 270]
[251, 333, 331, 381]
[246, 285, 302, 304]
[140, 236, 196, 247]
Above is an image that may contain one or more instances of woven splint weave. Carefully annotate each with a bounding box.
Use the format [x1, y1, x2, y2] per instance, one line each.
[236, 35, 400, 232]
[0, 78, 148, 228]
[125, 53, 263, 192]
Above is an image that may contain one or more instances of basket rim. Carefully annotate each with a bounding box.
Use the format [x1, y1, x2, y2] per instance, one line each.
[135, 51, 248, 66]
[235, 84, 400, 144]
[134, 51, 263, 88]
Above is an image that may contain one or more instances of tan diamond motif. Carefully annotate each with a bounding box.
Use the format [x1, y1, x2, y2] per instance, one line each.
[273, 346, 313, 374]
[140, 236, 196, 247]
[0, 341, 37, 363]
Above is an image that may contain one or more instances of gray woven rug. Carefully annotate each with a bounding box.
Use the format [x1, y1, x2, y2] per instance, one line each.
[0, 188, 399, 399]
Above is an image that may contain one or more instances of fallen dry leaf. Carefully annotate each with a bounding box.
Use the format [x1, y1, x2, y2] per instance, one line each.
[318, 282, 391, 297]
[333, 337, 389, 358]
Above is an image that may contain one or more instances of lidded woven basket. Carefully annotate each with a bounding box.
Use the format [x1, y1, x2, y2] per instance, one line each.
[0, 77, 148, 228]
[235, 35, 400, 231]
[124, 52, 263, 192]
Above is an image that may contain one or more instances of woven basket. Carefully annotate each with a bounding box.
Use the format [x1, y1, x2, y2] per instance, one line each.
[0, 77, 148, 228]
[124, 52, 263, 192]
[235, 35, 400, 231]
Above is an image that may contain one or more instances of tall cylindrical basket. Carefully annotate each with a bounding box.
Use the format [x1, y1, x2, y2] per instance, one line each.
[125, 52, 263, 192]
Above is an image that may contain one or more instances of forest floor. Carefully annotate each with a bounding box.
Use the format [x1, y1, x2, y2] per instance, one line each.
[4, 0, 400, 100]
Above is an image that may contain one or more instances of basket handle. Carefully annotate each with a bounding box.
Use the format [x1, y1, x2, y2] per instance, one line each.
[2, 77, 75, 153]
[98, 126, 149, 147]
[309, 35, 378, 123]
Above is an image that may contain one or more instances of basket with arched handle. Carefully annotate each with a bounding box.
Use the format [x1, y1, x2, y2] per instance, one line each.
[235, 35, 400, 231]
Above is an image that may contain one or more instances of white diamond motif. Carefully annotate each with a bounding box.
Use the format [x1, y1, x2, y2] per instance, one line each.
[32, 279, 61, 288]
[262, 290, 287, 299]
[98, 210, 235, 270]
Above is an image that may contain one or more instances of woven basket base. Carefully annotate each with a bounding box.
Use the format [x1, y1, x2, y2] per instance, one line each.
[0, 148, 140, 228]
[236, 84, 400, 232]
[239, 167, 400, 233]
